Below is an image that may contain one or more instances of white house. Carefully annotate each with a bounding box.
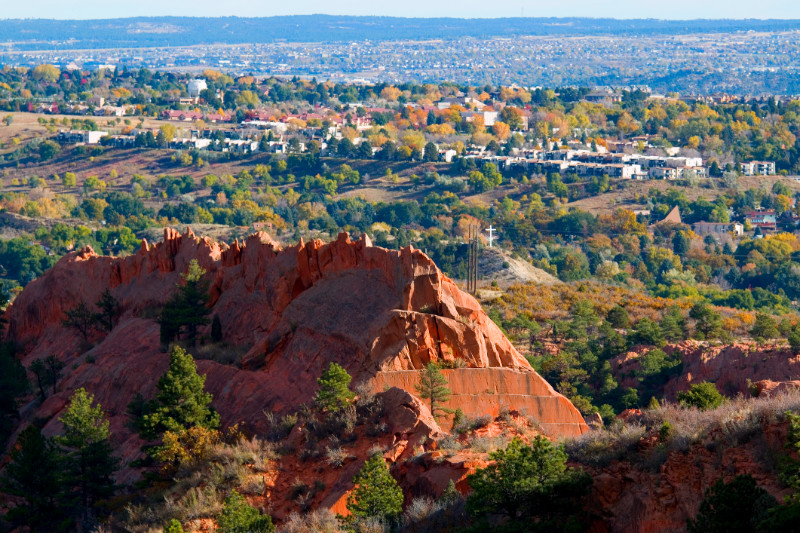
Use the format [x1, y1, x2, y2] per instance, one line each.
[57, 130, 109, 145]
[740, 161, 776, 176]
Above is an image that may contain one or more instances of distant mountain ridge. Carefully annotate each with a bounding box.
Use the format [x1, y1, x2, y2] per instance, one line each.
[2, 16, 800, 50]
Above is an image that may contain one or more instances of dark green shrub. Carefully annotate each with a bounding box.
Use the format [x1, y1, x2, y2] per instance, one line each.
[678, 382, 724, 411]
[687, 475, 776, 533]
[218, 490, 274, 533]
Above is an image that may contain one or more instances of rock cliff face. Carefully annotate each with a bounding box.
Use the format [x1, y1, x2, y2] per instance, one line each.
[610, 340, 800, 400]
[585, 421, 792, 533]
[2, 229, 586, 478]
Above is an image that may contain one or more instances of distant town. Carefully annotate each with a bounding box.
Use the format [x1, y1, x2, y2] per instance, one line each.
[3, 17, 800, 94]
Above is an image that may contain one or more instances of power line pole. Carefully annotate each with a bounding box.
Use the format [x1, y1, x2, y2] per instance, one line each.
[467, 224, 479, 295]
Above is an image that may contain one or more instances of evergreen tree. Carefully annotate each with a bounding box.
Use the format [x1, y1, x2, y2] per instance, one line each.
[690, 302, 723, 340]
[62, 301, 96, 343]
[314, 362, 355, 413]
[160, 259, 211, 345]
[347, 452, 404, 521]
[56, 388, 119, 521]
[45, 354, 65, 395]
[688, 475, 776, 533]
[672, 231, 691, 257]
[218, 490, 275, 533]
[0, 343, 28, 447]
[423, 142, 439, 162]
[750, 312, 779, 340]
[606, 305, 630, 328]
[427, 109, 436, 126]
[467, 436, 591, 530]
[661, 306, 688, 342]
[678, 382, 724, 410]
[414, 362, 451, 420]
[0, 282, 8, 335]
[29, 358, 49, 399]
[1, 425, 67, 531]
[628, 317, 665, 347]
[211, 314, 223, 343]
[789, 326, 800, 354]
[95, 289, 121, 332]
[140, 346, 219, 440]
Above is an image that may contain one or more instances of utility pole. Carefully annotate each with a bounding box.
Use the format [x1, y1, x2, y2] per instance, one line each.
[467, 224, 479, 295]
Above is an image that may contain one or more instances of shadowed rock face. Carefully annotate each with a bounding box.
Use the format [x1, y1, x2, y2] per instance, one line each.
[3, 229, 586, 477]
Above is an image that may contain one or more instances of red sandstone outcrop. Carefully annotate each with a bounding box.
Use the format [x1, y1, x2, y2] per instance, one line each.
[1, 229, 586, 486]
[584, 420, 792, 533]
[610, 340, 800, 400]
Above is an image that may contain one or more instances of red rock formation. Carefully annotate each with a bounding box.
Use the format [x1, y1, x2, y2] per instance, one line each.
[584, 421, 792, 533]
[610, 340, 800, 400]
[2, 229, 586, 485]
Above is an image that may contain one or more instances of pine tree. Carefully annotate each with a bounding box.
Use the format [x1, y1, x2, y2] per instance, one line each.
[140, 346, 219, 440]
[672, 231, 690, 257]
[1, 425, 67, 530]
[789, 326, 800, 354]
[690, 302, 723, 340]
[750, 312, 779, 340]
[678, 382, 724, 410]
[62, 301, 96, 343]
[95, 289, 121, 332]
[160, 260, 211, 345]
[661, 306, 688, 342]
[347, 452, 404, 521]
[467, 436, 591, 527]
[414, 363, 451, 419]
[56, 388, 119, 520]
[218, 490, 275, 533]
[211, 314, 223, 343]
[45, 354, 65, 395]
[314, 362, 355, 413]
[0, 343, 28, 447]
[688, 475, 776, 533]
[29, 358, 48, 399]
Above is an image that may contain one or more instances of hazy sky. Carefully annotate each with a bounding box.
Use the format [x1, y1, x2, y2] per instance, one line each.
[4, 0, 800, 20]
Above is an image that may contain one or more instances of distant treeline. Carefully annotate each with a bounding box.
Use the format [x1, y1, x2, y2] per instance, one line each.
[2, 16, 800, 50]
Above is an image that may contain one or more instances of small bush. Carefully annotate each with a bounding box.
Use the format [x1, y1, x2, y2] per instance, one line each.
[439, 358, 467, 369]
[264, 411, 297, 442]
[366, 421, 388, 437]
[165, 519, 184, 533]
[659, 421, 672, 442]
[438, 435, 463, 452]
[468, 435, 509, 454]
[289, 478, 309, 501]
[565, 423, 646, 467]
[279, 509, 342, 533]
[453, 414, 492, 434]
[326, 445, 349, 468]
